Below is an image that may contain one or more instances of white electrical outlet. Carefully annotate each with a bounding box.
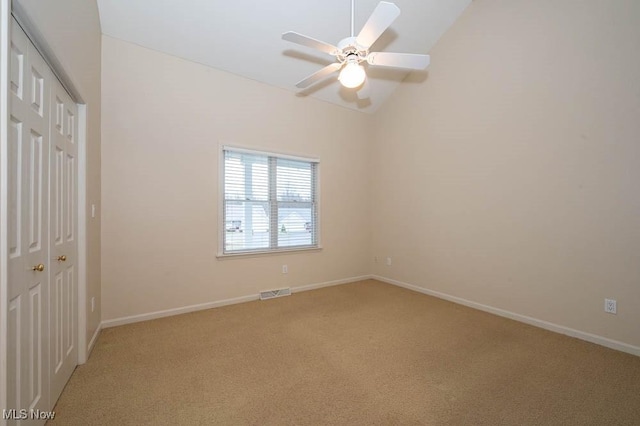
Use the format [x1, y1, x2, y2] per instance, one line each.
[91, 204, 96, 218]
[386, 257, 392, 266]
[604, 298, 617, 314]
[91, 297, 95, 312]
[282, 265, 288, 274]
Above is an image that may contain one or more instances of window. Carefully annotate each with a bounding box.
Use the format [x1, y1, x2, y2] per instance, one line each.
[221, 147, 319, 255]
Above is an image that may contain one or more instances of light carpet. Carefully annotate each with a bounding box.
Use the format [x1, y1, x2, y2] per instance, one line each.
[50, 280, 640, 425]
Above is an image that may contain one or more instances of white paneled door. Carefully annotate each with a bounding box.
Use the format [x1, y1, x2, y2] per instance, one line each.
[49, 77, 78, 404]
[8, 19, 51, 423]
[7, 18, 78, 424]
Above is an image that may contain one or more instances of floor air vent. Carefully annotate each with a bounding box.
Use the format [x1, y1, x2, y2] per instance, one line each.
[259, 288, 291, 300]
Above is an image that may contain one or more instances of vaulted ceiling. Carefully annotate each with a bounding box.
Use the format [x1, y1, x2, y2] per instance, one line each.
[97, 0, 471, 113]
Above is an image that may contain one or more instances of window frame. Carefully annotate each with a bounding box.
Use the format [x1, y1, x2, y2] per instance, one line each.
[217, 144, 321, 258]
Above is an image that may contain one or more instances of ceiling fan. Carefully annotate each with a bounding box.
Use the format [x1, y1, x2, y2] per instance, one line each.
[282, 0, 430, 99]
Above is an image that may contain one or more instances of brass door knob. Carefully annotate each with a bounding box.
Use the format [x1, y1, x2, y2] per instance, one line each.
[57, 255, 67, 262]
[32, 264, 45, 272]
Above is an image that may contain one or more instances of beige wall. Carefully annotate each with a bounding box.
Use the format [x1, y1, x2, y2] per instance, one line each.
[14, 0, 102, 347]
[100, 36, 371, 321]
[372, 0, 640, 347]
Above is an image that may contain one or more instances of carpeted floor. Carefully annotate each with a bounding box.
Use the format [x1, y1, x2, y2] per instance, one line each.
[50, 280, 640, 425]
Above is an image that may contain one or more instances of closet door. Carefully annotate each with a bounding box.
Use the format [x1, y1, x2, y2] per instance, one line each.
[49, 79, 78, 403]
[7, 19, 51, 422]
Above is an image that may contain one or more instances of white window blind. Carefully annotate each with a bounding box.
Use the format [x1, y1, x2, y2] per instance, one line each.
[222, 148, 318, 254]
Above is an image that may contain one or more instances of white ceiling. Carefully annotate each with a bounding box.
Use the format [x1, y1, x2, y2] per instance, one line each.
[97, 0, 471, 113]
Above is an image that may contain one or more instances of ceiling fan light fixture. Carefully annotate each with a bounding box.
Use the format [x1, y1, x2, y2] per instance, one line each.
[338, 62, 366, 88]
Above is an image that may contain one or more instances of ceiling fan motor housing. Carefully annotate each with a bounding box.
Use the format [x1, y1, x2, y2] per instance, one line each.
[336, 37, 368, 63]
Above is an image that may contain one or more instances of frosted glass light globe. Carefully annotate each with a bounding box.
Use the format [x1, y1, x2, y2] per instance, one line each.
[338, 62, 366, 88]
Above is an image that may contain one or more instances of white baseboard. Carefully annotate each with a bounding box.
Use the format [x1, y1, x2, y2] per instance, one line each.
[101, 294, 259, 328]
[291, 275, 372, 293]
[87, 323, 102, 355]
[101, 275, 372, 329]
[373, 275, 640, 358]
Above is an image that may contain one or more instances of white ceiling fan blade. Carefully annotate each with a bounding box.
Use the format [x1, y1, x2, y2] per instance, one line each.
[357, 77, 370, 99]
[282, 31, 338, 56]
[295, 63, 342, 88]
[355, 2, 401, 49]
[367, 52, 430, 70]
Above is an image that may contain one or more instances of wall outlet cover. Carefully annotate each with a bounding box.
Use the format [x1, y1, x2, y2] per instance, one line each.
[604, 298, 617, 314]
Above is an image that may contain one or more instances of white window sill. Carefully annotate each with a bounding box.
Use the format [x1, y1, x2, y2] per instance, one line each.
[216, 246, 322, 259]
